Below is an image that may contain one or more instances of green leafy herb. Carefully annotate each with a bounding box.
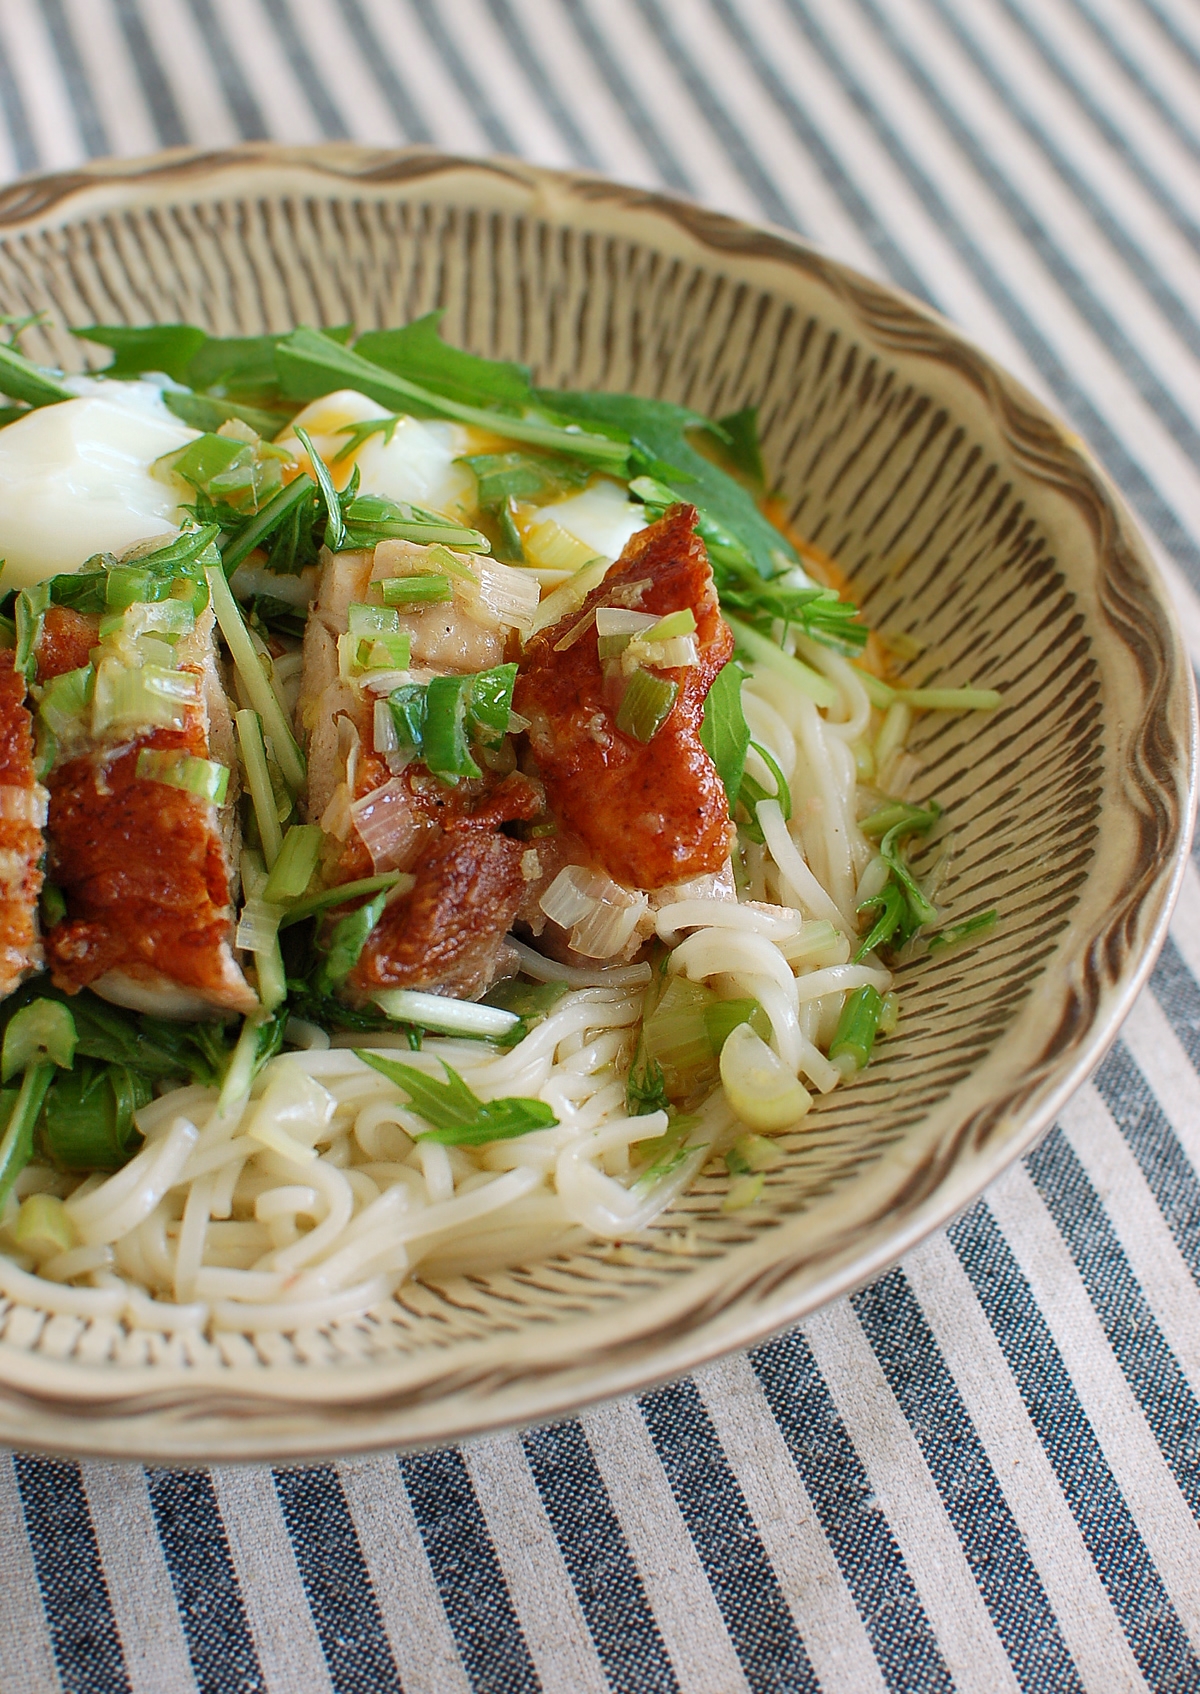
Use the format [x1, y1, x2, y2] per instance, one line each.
[354, 312, 536, 412]
[716, 405, 766, 491]
[317, 889, 390, 988]
[39, 1058, 149, 1171]
[459, 450, 592, 510]
[354, 1050, 557, 1145]
[700, 661, 751, 814]
[71, 323, 208, 383]
[293, 423, 344, 550]
[338, 491, 489, 553]
[275, 327, 629, 470]
[853, 801, 943, 960]
[546, 391, 790, 578]
[626, 1050, 669, 1116]
[162, 389, 291, 437]
[0, 340, 74, 409]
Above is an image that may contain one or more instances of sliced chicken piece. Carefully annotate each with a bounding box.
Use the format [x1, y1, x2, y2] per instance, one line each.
[0, 652, 45, 998]
[514, 504, 734, 890]
[348, 826, 526, 1002]
[39, 596, 255, 1017]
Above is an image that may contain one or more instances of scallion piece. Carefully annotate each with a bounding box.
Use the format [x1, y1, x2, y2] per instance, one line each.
[104, 565, 156, 611]
[828, 985, 884, 1073]
[703, 998, 771, 1055]
[615, 667, 679, 742]
[379, 574, 453, 605]
[38, 664, 93, 740]
[347, 602, 400, 638]
[423, 674, 481, 782]
[14, 580, 49, 683]
[91, 661, 200, 736]
[387, 684, 426, 759]
[135, 749, 230, 804]
[14, 1193, 76, 1257]
[355, 633, 411, 671]
[236, 708, 283, 870]
[207, 563, 306, 794]
[2, 999, 77, 1081]
[469, 663, 518, 744]
[646, 608, 697, 641]
[262, 823, 323, 903]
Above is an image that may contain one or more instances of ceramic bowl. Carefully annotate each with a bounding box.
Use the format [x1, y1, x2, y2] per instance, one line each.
[0, 144, 1191, 1462]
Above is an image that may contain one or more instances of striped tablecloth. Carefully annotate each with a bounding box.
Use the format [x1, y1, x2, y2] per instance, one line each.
[1, 2, 1199, 1690]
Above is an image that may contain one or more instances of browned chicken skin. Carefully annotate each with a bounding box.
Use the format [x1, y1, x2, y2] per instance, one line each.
[0, 653, 44, 997]
[514, 504, 734, 890]
[37, 609, 255, 1016]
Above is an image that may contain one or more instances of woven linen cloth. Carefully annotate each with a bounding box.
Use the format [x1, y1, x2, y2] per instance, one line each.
[0, 2, 1199, 1690]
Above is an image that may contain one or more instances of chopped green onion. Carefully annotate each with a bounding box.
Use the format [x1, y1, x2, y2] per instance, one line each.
[646, 608, 696, 641]
[616, 667, 679, 742]
[262, 824, 323, 903]
[293, 424, 344, 550]
[348, 603, 401, 638]
[355, 633, 411, 671]
[723, 1172, 765, 1211]
[38, 664, 93, 740]
[104, 565, 157, 611]
[829, 985, 883, 1074]
[703, 997, 771, 1055]
[321, 889, 390, 987]
[642, 977, 717, 1099]
[236, 709, 283, 870]
[207, 563, 306, 794]
[723, 612, 838, 709]
[2, 999, 77, 1081]
[161, 431, 248, 492]
[719, 1020, 811, 1131]
[725, 1132, 781, 1174]
[373, 990, 519, 1037]
[379, 574, 453, 605]
[878, 991, 900, 1036]
[14, 1193, 76, 1257]
[91, 660, 199, 736]
[469, 663, 518, 744]
[387, 683, 426, 759]
[14, 581, 49, 683]
[135, 749, 230, 804]
[423, 674, 481, 782]
[279, 871, 404, 928]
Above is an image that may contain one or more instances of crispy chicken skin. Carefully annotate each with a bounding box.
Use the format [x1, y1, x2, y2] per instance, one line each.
[39, 607, 256, 1016]
[349, 827, 527, 1001]
[514, 504, 734, 890]
[0, 653, 44, 997]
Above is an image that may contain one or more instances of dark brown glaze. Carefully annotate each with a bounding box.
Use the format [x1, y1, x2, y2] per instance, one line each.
[0, 652, 43, 997]
[44, 711, 255, 1011]
[349, 827, 526, 1000]
[35, 607, 98, 682]
[514, 505, 734, 890]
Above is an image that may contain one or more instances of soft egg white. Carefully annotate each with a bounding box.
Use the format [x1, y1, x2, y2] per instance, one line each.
[278, 390, 476, 520]
[0, 382, 198, 588]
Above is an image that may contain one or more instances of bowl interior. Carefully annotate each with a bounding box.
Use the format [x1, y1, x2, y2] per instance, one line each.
[0, 148, 1188, 1461]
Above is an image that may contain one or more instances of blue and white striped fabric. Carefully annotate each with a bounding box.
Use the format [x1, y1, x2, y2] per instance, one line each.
[0, 2, 1198, 1689]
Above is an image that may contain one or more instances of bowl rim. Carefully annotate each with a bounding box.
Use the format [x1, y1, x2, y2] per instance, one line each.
[0, 142, 1193, 1462]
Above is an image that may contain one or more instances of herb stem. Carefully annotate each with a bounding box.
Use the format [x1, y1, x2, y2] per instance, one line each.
[723, 613, 838, 709]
